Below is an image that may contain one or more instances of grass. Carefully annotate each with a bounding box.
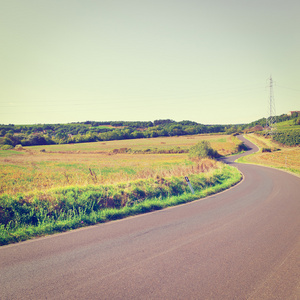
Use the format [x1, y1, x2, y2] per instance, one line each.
[0, 164, 242, 246]
[236, 134, 300, 175]
[90, 125, 115, 130]
[276, 119, 299, 130]
[0, 134, 246, 245]
[244, 133, 281, 150]
[22, 134, 239, 155]
[0, 154, 215, 195]
[0, 150, 25, 157]
[0, 135, 240, 196]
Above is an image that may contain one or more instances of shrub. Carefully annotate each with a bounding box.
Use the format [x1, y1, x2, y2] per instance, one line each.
[272, 129, 300, 146]
[235, 142, 248, 152]
[188, 141, 219, 160]
[1, 145, 14, 150]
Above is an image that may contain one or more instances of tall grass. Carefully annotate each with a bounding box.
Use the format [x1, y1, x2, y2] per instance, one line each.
[0, 164, 241, 246]
[237, 135, 300, 175]
[0, 134, 243, 195]
[0, 156, 218, 195]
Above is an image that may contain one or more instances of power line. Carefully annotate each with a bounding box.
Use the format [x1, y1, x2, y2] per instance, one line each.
[0, 85, 267, 108]
[276, 85, 300, 92]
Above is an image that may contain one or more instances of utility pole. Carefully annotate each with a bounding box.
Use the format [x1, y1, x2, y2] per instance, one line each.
[266, 76, 276, 135]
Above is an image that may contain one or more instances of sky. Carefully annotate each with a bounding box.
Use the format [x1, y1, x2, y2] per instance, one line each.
[0, 0, 299, 125]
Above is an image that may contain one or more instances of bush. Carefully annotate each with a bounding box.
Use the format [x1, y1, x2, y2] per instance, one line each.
[1, 145, 14, 150]
[188, 141, 219, 160]
[236, 142, 248, 152]
[272, 129, 300, 146]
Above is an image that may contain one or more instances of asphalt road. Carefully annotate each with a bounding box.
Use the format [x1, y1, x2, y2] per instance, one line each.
[1, 136, 299, 299]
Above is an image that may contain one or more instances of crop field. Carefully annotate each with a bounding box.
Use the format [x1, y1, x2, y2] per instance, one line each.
[0, 134, 245, 244]
[0, 134, 240, 195]
[24, 134, 238, 154]
[239, 134, 300, 175]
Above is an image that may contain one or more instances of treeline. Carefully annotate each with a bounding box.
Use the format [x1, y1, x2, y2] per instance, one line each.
[246, 112, 299, 129]
[1, 113, 298, 148]
[245, 112, 300, 146]
[0, 120, 231, 148]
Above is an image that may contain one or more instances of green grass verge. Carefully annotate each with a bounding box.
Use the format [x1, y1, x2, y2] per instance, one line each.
[0, 165, 241, 246]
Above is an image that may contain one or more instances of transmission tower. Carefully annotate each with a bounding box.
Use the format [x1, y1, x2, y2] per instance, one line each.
[266, 76, 276, 134]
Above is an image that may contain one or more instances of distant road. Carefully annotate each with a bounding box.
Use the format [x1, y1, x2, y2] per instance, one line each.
[1, 136, 299, 299]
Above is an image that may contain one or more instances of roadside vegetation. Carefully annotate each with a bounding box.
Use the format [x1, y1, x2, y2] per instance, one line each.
[246, 112, 300, 146]
[0, 134, 242, 195]
[1, 112, 297, 245]
[0, 163, 241, 246]
[237, 134, 300, 175]
[237, 112, 300, 175]
[0, 134, 245, 245]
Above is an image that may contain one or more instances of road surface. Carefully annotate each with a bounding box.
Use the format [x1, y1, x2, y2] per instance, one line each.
[0, 136, 299, 299]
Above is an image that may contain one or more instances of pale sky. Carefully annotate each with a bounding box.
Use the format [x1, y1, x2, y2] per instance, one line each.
[0, 0, 299, 125]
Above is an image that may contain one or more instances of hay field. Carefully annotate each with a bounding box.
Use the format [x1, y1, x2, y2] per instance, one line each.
[25, 134, 238, 155]
[0, 134, 239, 195]
[240, 134, 300, 175]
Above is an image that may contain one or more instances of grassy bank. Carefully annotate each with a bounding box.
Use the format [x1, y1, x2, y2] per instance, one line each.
[236, 134, 300, 175]
[0, 164, 241, 246]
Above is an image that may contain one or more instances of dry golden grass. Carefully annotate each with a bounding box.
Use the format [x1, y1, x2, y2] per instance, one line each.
[0, 152, 220, 195]
[240, 148, 300, 174]
[0, 134, 238, 195]
[240, 134, 300, 175]
[245, 133, 283, 150]
[25, 134, 239, 155]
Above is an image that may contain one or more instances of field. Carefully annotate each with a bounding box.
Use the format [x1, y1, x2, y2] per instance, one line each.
[0, 134, 244, 245]
[243, 133, 281, 150]
[276, 119, 299, 130]
[238, 134, 300, 175]
[24, 134, 238, 154]
[0, 134, 241, 195]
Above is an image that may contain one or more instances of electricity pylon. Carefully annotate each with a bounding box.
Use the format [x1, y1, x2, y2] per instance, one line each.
[266, 76, 276, 134]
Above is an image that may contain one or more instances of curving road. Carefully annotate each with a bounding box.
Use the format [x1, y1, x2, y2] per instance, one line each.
[0, 136, 299, 299]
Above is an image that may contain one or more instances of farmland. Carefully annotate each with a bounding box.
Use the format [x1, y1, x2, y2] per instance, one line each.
[0, 134, 241, 195]
[0, 134, 244, 245]
[237, 134, 300, 175]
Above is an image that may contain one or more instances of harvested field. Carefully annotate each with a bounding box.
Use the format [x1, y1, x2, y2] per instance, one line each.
[239, 134, 300, 175]
[0, 134, 240, 195]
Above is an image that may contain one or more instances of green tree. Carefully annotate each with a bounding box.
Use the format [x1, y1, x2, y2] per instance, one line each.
[3, 137, 13, 146]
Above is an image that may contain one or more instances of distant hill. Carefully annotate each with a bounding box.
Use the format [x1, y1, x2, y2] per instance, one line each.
[0, 119, 228, 148]
[245, 112, 300, 131]
[249, 112, 300, 146]
[1, 113, 299, 148]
